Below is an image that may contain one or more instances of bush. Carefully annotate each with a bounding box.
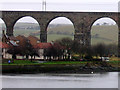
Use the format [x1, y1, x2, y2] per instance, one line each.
[84, 55, 93, 60]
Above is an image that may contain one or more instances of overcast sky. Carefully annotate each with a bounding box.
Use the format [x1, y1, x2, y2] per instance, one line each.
[0, 0, 119, 24]
[0, 0, 119, 3]
[0, 0, 119, 11]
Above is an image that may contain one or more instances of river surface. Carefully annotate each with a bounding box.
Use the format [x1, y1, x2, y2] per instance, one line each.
[2, 72, 119, 88]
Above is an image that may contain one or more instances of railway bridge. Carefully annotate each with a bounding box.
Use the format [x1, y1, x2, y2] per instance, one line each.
[0, 11, 120, 56]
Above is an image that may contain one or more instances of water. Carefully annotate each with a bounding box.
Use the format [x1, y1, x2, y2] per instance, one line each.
[2, 72, 118, 88]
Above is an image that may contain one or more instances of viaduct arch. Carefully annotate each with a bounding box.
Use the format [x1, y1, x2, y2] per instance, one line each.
[0, 11, 120, 56]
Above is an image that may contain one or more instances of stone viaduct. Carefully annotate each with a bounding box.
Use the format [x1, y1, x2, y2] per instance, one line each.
[0, 11, 120, 56]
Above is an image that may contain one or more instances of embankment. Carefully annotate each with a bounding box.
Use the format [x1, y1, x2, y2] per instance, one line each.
[2, 62, 119, 74]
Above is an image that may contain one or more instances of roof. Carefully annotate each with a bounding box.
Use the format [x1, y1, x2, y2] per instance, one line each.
[9, 36, 18, 41]
[27, 35, 40, 46]
[16, 35, 28, 40]
[53, 43, 66, 49]
[9, 40, 18, 46]
[27, 35, 39, 41]
[34, 42, 66, 49]
[34, 43, 52, 49]
[0, 42, 10, 48]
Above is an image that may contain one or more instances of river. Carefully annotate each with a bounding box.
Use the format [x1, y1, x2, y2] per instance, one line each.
[2, 72, 119, 88]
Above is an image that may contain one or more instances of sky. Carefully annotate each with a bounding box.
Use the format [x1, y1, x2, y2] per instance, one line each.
[0, 0, 119, 3]
[0, 0, 119, 11]
[0, 0, 119, 24]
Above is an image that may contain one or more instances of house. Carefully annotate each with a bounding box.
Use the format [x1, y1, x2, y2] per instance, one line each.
[27, 35, 40, 46]
[2, 30, 22, 59]
[34, 42, 66, 60]
[34, 42, 52, 59]
[0, 42, 11, 59]
[1, 30, 19, 59]
[1, 30, 65, 60]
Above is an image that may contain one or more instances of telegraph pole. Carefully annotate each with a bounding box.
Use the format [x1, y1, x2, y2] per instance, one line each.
[42, 0, 46, 11]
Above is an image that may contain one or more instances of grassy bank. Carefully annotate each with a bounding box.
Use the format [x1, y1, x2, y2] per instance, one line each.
[2, 60, 88, 65]
[2, 59, 120, 67]
[2, 60, 120, 74]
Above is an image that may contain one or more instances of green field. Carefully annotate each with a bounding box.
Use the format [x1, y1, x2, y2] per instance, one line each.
[91, 25, 118, 45]
[2, 60, 120, 68]
[14, 30, 74, 41]
[48, 25, 74, 34]
[13, 24, 118, 45]
[14, 30, 40, 37]
[2, 60, 87, 65]
[47, 34, 73, 42]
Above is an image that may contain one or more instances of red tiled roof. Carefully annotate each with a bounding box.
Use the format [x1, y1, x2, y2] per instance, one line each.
[0, 42, 10, 48]
[34, 43, 52, 49]
[34, 42, 66, 49]
[53, 43, 66, 49]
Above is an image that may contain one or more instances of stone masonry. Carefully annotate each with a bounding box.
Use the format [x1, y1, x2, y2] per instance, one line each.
[0, 11, 120, 56]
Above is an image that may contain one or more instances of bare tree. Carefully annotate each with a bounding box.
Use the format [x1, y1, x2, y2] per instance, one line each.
[55, 37, 73, 60]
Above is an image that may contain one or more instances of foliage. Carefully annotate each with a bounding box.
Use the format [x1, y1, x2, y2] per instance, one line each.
[55, 37, 73, 60]
[7, 37, 39, 60]
[44, 43, 64, 60]
[92, 43, 118, 58]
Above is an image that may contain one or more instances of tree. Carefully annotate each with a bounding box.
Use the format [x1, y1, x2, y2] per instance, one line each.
[55, 38, 73, 60]
[92, 43, 107, 58]
[7, 46, 19, 59]
[83, 46, 93, 60]
[71, 40, 80, 54]
[107, 44, 118, 56]
[7, 36, 39, 61]
[44, 43, 64, 61]
[24, 41, 39, 61]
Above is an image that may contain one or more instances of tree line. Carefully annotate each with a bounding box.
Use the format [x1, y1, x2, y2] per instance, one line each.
[7, 37, 118, 61]
[43, 38, 118, 61]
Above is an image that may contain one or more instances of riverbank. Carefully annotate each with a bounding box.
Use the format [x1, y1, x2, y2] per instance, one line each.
[2, 61, 119, 74]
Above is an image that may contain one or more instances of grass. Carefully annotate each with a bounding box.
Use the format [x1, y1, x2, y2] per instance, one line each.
[91, 25, 118, 45]
[47, 25, 118, 44]
[110, 57, 120, 61]
[108, 60, 120, 67]
[13, 25, 118, 45]
[48, 25, 74, 34]
[2, 60, 36, 65]
[41, 61, 87, 65]
[2, 58, 120, 66]
[13, 60, 36, 64]
[47, 34, 74, 42]
[14, 29, 40, 37]
[2, 60, 88, 65]
[2, 60, 120, 73]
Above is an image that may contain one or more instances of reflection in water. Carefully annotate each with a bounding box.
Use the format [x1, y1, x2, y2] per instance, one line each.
[2, 72, 118, 88]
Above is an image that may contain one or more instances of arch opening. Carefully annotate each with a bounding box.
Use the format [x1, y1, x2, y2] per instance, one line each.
[0, 18, 7, 60]
[46, 17, 75, 42]
[91, 17, 118, 45]
[91, 17, 118, 57]
[0, 18, 6, 38]
[13, 16, 40, 39]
